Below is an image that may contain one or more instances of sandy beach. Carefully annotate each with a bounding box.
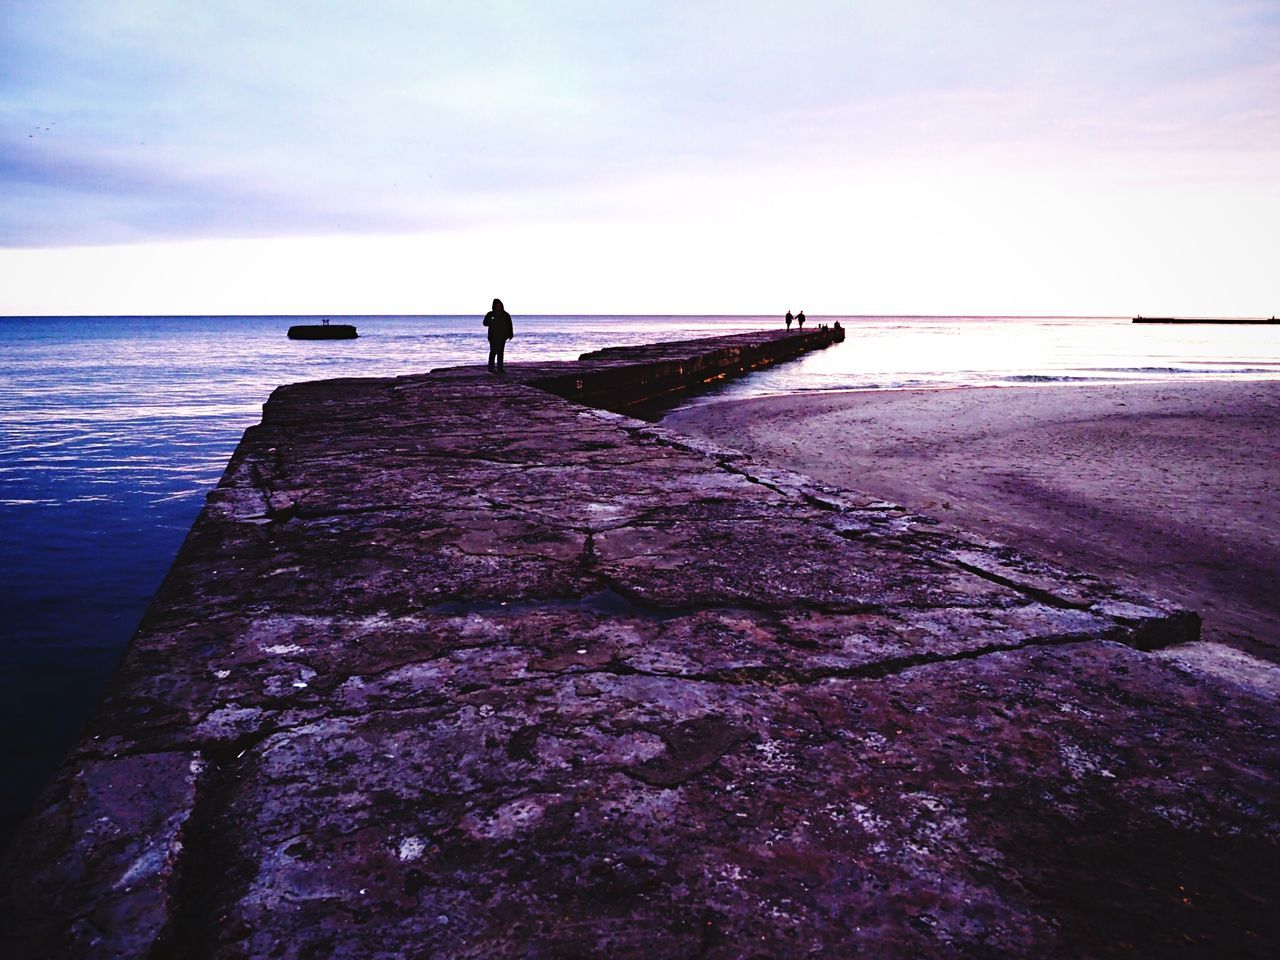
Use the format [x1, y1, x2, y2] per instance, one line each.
[666, 379, 1280, 661]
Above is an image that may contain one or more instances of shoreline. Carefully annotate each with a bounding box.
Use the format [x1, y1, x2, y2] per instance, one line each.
[665, 378, 1280, 661]
[699, 372, 1280, 405]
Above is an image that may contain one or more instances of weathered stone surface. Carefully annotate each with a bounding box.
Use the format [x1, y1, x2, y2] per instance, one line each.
[187, 642, 1279, 959]
[0, 751, 205, 959]
[4, 329, 1277, 958]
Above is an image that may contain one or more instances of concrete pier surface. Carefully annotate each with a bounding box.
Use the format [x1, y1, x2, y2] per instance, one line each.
[4, 329, 1278, 958]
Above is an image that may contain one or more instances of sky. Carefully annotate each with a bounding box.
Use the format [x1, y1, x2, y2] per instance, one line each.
[1, 0, 1277, 315]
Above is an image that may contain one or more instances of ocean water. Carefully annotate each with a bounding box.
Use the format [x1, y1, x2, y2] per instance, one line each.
[2, 313, 1278, 847]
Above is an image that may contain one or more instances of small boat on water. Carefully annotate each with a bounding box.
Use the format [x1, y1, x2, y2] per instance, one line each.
[1132, 316, 1279, 325]
[288, 322, 358, 340]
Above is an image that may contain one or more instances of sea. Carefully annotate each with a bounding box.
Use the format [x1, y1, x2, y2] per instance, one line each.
[2, 313, 1278, 848]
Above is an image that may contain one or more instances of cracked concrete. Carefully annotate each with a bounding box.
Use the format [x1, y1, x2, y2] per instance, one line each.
[3, 328, 1278, 959]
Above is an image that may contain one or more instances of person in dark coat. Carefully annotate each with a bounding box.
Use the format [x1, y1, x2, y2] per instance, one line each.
[785, 310, 794, 330]
[796, 310, 806, 329]
[483, 298, 514, 371]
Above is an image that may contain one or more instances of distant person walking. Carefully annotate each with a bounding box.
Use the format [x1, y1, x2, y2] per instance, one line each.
[483, 298, 514, 372]
[797, 310, 806, 329]
[785, 310, 794, 330]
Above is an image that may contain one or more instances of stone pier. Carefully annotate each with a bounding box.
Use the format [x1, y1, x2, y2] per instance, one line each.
[3, 329, 1278, 958]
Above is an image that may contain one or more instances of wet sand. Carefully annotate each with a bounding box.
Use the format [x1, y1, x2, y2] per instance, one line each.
[665, 380, 1280, 661]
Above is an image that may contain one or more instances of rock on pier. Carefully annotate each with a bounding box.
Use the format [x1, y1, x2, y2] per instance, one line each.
[3, 328, 1278, 958]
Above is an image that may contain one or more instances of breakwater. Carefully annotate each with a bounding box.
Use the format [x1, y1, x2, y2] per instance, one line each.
[3, 328, 1278, 959]
[1132, 316, 1279, 324]
[528, 326, 848, 411]
[287, 323, 359, 339]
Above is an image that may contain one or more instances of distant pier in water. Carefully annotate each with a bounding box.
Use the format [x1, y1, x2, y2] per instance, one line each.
[288, 322, 358, 339]
[1133, 315, 1279, 324]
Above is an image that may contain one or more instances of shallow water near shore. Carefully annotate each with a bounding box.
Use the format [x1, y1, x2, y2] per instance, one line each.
[1, 313, 1277, 848]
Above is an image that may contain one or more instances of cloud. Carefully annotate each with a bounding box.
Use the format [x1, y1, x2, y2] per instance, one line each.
[0, 136, 441, 245]
[1, 1, 1278, 247]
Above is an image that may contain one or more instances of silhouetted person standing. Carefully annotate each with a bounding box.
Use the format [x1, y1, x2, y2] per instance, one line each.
[483, 298, 514, 372]
[785, 310, 794, 330]
[797, 310, 806, 329]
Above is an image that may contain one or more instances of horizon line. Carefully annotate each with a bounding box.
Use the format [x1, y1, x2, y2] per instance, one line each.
[0, 312, 1147, 320]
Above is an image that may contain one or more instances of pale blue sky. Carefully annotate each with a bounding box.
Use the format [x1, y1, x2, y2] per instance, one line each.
[1, 1, 1277, 313]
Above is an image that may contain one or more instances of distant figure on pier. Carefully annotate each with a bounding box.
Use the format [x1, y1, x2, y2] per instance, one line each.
[322, 318, 330, 325]
[785, 310, 794, 330]
[483, 298, 514, 372]
[797, 310, 806, 329]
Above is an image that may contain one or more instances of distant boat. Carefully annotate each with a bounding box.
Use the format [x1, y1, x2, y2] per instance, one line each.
[288, 322, 358, 340]
[1132, 316, 1279, 325]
